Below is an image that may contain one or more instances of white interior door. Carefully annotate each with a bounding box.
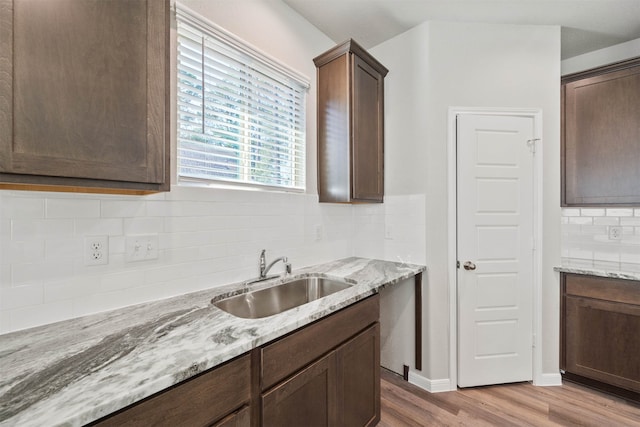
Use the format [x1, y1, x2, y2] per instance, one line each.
[457, 113, 535, 388]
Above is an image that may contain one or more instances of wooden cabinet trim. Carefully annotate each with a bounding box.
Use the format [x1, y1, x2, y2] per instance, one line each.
[313, 39, 388, 77]
[561, 56, 640, 85]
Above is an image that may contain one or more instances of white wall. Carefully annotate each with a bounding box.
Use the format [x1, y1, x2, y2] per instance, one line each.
[0, 0, 425, 334]
[371, 21, 561, 385]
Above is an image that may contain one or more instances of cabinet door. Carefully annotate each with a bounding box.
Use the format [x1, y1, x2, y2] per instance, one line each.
[562, 274, 640, 394]
[351, 54, 384, 203]
[563, 64, 640, 205]
[0, 0, 168, 191]
[262, 352, 337, 427]
[564, 295, 640, 392]
[337, 323, 380, 427]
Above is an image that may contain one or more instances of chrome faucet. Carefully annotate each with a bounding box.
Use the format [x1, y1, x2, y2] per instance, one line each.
[259, 249, 291, 279]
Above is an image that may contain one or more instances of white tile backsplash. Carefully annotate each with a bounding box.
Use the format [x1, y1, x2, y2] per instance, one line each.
[46, 199, 101, 218]
[606, 208, 634, 217]
[561, 207, 640, 270]
[0, 188, 426, 334]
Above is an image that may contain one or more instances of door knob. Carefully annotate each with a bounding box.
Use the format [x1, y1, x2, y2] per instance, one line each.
[463, 261, 476, 271]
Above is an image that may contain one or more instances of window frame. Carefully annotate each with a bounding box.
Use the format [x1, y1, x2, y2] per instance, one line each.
[175, 3, 310, 192]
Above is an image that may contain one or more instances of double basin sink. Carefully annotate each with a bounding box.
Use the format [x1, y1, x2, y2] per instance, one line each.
[213, 275, 353, 319]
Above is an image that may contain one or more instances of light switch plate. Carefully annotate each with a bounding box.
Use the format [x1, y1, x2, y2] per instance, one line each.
[125, 234, 159, 262]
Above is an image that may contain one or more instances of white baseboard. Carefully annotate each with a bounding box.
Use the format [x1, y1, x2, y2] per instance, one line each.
[534, 372, 563, 387]
[408, 372, 454, 393]
[404, 372, 563, 391]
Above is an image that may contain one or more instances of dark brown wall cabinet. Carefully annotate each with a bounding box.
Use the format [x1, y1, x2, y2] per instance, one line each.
[0, 0, 170, 194]
[560, 273, 640, 403]
[562, 58, 640, 206]
[314, 40, 388, 203]
[94, 295, 380, 426]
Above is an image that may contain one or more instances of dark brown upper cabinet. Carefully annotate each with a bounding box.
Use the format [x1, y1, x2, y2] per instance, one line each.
[562, 58, 640, 206]
[0, 0, 170, 194]
[314, 40, 388, 203]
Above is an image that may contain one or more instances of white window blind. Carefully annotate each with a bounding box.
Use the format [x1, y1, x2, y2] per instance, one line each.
[176, 5, 308, 190]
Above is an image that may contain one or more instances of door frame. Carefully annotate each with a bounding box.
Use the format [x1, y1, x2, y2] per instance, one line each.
[447, 107, 544, 389]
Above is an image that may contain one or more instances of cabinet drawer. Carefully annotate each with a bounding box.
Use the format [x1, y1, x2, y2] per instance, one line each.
[93, 354, 251, 426]
[564, 274, 640, 305]
[261, 295, 379, 390]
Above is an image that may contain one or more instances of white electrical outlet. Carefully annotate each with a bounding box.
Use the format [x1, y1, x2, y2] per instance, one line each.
[84, 236, 109, 266]
[314, 224, 323, 241]
[385, 225, 394, 240]
[608, 226, 623, 240]
[125, 234, 159, 262]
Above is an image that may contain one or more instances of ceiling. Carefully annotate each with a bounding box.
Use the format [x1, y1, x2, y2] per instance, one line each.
[283, 0, 640, 60]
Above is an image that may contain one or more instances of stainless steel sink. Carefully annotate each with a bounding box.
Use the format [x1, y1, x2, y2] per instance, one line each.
[213, 276, 353, 319]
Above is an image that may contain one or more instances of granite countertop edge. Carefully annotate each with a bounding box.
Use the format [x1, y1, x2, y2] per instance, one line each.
[0, 257, 425, 427]
[553, 266, 640, 281]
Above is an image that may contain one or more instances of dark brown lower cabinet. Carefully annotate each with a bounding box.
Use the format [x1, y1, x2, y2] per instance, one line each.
[92, 295, 380, 426]
[561, 273, 640, 402]
[262, 324, 380, 427]
[92, 353, 252, 426]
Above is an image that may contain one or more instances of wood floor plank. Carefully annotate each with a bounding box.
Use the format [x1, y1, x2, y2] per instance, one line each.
[380, 368, 640, 426]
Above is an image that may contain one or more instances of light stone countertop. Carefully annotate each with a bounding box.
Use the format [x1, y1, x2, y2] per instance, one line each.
[554, 266, 640, 282]
[0, 257, 425, 427]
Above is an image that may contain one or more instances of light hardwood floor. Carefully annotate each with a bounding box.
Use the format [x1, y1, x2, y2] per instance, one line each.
[379, 369, 640, 426]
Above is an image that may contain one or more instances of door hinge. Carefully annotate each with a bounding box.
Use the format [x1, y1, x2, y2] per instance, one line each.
[532, 333, 536, 348]
[526, 138, 540, 155]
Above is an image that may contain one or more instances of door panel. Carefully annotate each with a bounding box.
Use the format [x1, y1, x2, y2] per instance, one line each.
[457, 114, 534, 387]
